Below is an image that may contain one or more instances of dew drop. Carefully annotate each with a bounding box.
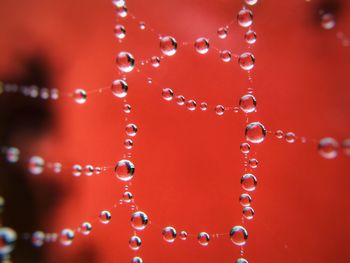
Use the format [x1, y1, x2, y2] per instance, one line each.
[248, 158, 258, 168]
[243, 207, 255, 220]
[220, 50, 232, 62]
[0, 227, 17, 255]
[321, 13, 336, 30]
[237, 8, 253, 27]
[245, 0, 258, 6]
[111, 79, 128, 98]
[99, 210, 112, 224]
[318, 137, 339, 159]
[200, 102, 208, 111]
[162, 88, 174, 101]
[6, 147, 20, 163]
[236, 258, 249, 263]
[239, 52, 255, 71]
[60, 229, 74, 246]
[215, 105, 225, 116]
[239, 94, 257, 113]
[285, 132, 296, 143]
[74, 89, 87, 104]
[126, 123, 138, 136]
[129, 235, 142, 251]
[29, 156, 45, 175]
[131, 257, 143, 263]
[240, 142, 251, 154]
[239, 193, 252, 207]
[115, 159, 135, 181]
[176, 95, 185, 105]
[186, 100, 197, 111]
[114, 24, 126, 39]
[241, 173, 257, 192]
[124, 139, 134, 149]
[160, 36, 177, 56]
[80, 222, 92, 235]
[230, 226, 248, 246]
[131, 211, 149, 230]
[245, 30, 257, 44]
[245, 122, 266, 144]
[162, 226, 177, 243]
[151, 56, 160, 67]
[179, 231, 188, 240]
[194, 37, 210, 54]
[217, 27, 228, 39]
[72, 164, 82, 177]
[122, 191, 133, 203]
[197, 232, 210, 246]
[116, 51, 135, 73]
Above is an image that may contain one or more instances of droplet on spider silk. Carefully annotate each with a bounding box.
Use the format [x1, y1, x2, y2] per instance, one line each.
[245, 0, 258, 6]
[241, 173, 257, 191]
[217, 27, 228, 39]
[194, 37, 210, 54]
[176, 95, 185, 105]
[72, 164, 82, 177]
[240, 142, 251, 154]
[122, 191, 133, 203]
[237, 8, 253, 27]
[129, 235, 142, 251]
[0, 227, 17, 255]
[236, 258, 249, 263]
[139, 21, 146, 30]
[162, 88, 174, 101]
[115, 159, 135, 181]
[248, 158, 258, 168]
[151, 56, 160, 67]
[318, 137, 339, 159]
[124, 139, 134, 149]
[342, 139, 350, 155]
[74, 89, 87, 104]
[186, 100, 197, 111]
[245, 122, 266, 144]
[126, 123, 138, 136]
[29, 156, 45, 175]
[230, 226, 248, 246]
[112, 0, 125, 8]
[239, 52, 255, 71]
[179, 231, 188, 240]
[60, 229, 74, 246]
[197, 232, 210, 246]
[243, 207, 255, 220]
[220, 50, 232, 62]
[200, 102, 208, 111]
[239, 94, 257, 113]
[80, 222, 92, 235]
[131, 211, 149, 230]
[84, 165, 94, 176]
[123, 104, 131, 113]
[111, 79, 128, 98]
[215, 105, 225, 115]
[245, 30, 257, 44]
[114, 24, 126, 39]
[321, 13, 336, 30]
[162, 226, 177, 243]
[116, 51, 135, 72]
[99, 210, 112, 224]
[239, 193, 252, 207]
[6, 147, 20, 163]
[285, 132, 296, 143]
[131, 257, 143, 263]
[52, 162, 62, 173]
[115, 5, 128, 18]
[160, 36, 177, 56]
[275, 130, 284, 139]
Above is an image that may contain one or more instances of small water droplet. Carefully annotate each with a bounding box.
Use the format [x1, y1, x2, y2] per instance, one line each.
[162, 226, 177, 243]
[197, 232, 210, 246]
[321, 13, 336, 30]
[99, 210, 112, 224]
[285, 132, 296, 143]
[160, 36, 177, 56]
[151, 56, 160, 67]
[29, 156, 45, 175]
[240, 142, 251, 154]
[179, 231, 188, 240]
[126, 123, 138, 136]
[111, 79, 128, 98]
[200, 102, 208, 111]
[239, 193, 252, 207]
[275, 130, 284, 139]
[122, 191, 133, 203]
[194, 37, 210, 54]
[186, 100, 197, 111]
[162, 88, 174, 101]
[243, 207, 255, 220]
[114, 24, 126, 39]
[248, 158, 258, 168]
[72, 164, 82, 177]
[131, 211, 149, 230]
[80, 222, 92, 235]
[131, 256, 143, 263]
[217, 27, 228, 39]
[115, 160, 135, 181]
[215, 105, 225, 115]
[74, 89, 87, 104]
[176, 95, 185, 105]
[60, 229, 74, 246]
[129, 235, 142, 250]
[230, 226, 248, 246]
[239, 94, 257, 113]
[241, 173, 257, 191]
[0, 227, 17, 255]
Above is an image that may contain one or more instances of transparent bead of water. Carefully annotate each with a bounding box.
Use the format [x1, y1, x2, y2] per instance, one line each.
[230, 226, 248, 246]
[220, 50, 232, 62]
[124, 139, 133, 149]
[245, 0, 258, 6]
[215, 105, 225, 115]
[241, 173, 257, 191]
[131, 211, 149, 230]
[217, 27, 228, 39]
[129, 235, 142, 250]
[72, 164, 82, 177]
[99, 210, 112, 224]
[116, 51, 135, 73]
[115, 159, 135, 181]
[194, 37, 210, 54]
[245, 122, 266, 144]
[342, 139, 350, 155]
[94, 167, 102, 175]
[186, 100, 197, 111]
[200, 102, 208, 111]
[240, 142, 251, 154]
[139, 22, 146, 30]
[151, 56, 160, 67]
[112, 0, 125, 8]
[74, 89, 87, 104]
[236, 258, 249, 263]
[32, 231, 45, 247]
[176, 95, 185, 105]
[6, 147, 20, 163]
[248, 158, 258, 168]
[197, 232, 210, 246]
[114, 24, 126, 39]
[122, 191, 133, 203]
[160, 36, 177, 56]
[318, 137, 339, 159]
[239, 94, 256, 113]
[239, 193, 252, 207]
[162, 226, 177, 243]
[162, 88, 174, 101]
[245, 30, 257, 44]
[116, 5, 128, 18]
[131, 257, 143, 263]
[111, 79, 128, 98]
[84, 165, 94, 176]
[239, 52, 255, 71]
[0, 227, 17, 255]
[275, 130, 284, 139]
[237, 8, 253, 27]
[126, 123, 138, 136]
[243, 207, 255, 220]
[123, 104, 131, 113]
[52, 162, 62, 173]
[321, 13, 336, 30]
[179, 231, 188, 240]
[29, 156, 45, 175]
[60, 229, 74, 246]
[285, 132, 296, 143]
[80, 222, 92, 235]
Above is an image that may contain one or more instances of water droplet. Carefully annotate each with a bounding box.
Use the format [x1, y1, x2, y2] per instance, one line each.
[162, 226, 177, 243]
[83, 165, 93, 176]
[230, 226, 248, 246]
[111, 79, 128, 98]
[162, 88, 174, 101]
[131, 257, 143, 263]
[245, 30, 257, 44]
[285, 132, 296, 143]
[123, 104, 131, 113]
[186, 100, 197, 111]
[72, 164, 82, 177]
[131, 211, 149, 230]
[116, 5, 128, 18]
[236, 258, 249, 263]
[32, 231, 45, 247]
[160, 36, 177, 56]
[115, 159, 135, 181]
[116, 51, 135, 73]
[200, 102, 208, 111]
[0, 227, 17, 255]
[139, 21, 146, 30]
[122, 191, 133, 203]
[237, 8, 253, 27]
[241, 173, 257, 191]
[245, 0, 258, 6]
[52, 162, 62, 173]
[29, 156, 45, 175]
[151, 56, 160, 67]
[239, 193, 252, 207]
[6, 147, 20, 163]
[179, 231, 188, 240]
[239, 52, 255, 71]
[342, 139, 350, 155]
[321, 13, 336, 30]
[112, 0, 125, 8]
[240, 142, 251, 154]
[245, 122, 266, 144]
[126, 123, 138, 137]
[197, 232, 210, 246]
[60, 229, 74, 246]
[220, 50, 232, 62]
[176, 95, 185, 105]
[129, 235, 142, 250]
[215, 105, 225, 115]
[99, 210, 112, 224]
[124, 139, 134, 149]
[194, 37, 210, 54]
[74, 89, 87, 104]
[114, 24, 126, 39]
[80, 222, 92, 235]
[243, 207, 255, 220]
[318, 137, 339, 159]
[239, 94, 257, 113]
[217, 27, 228, 39]
[248, 158, 258, 168]
[275, 130, 284, 139]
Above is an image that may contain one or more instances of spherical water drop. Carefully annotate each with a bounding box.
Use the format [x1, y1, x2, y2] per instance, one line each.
[74, 89, 87, 104]
[215, 105, 225, 116]
[115, 159, 135, 181]
[29, 156, 45, 175]
[116, 51, 135, 73]
[236, 258, 249, 263]
[80, 222, 92, 235]
[237, 8, 253, 27]
[60, 229, 74, 246]
[129, 235, 142, 251]
[112, 0, 125, 8]
[197, 232, 210, 246]
[230, 226, 248, 246]
[248, 158, 258, 168]
[6, 147, 20, 163]
[342, 139, 350, 155]
[0, 227, 17, 255]
[151, 56, 160, 67]
[240, 142, 251, 154]
[116, 5, 128, 18]
[139, 22, 145, 30]
[131, 211, 149, 230]
[122, 191, 133, 203]
[275, 130, 284, 139]
[245, 122, 266, 144]
[239, 52, 255, 71]
[111, 79, 128, 98]
[162, 226, 177, 243]
[176, 95, 185, 105]
[123, 104, 131, 113]
[321, 13, 336, 30]
[200, 102, 208, 111]
[126, 123, 138, 136]
[124, 139, 133, 149]
[194, 37, 210, 54]
[99, 210, 112, 224]
[318, 137, 339, 159]
[239, 193, 252, 207]
[114, 24, 126, 39]
[162, 88, 174, 101]
[131, 257, 143, 263]
[160, 36, 177, 56]
[245, 30, 257, 44]
[243, 207, 255, 220]
[239, 94, 257, 113]
[241, 173, 257, 191]
[72, 164, 82, 177]
[53, 162, 62, 173]
[245, 0, 258, 6]
[220, 50, 232, 62]
[84, 165, 94, 176]
[186, 100, 197, 111]
[179, 231, 188, 240]
[285, 132, 296, 143]
[217, 27, 228, 39]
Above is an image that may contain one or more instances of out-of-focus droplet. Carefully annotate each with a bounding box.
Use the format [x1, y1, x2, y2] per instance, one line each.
[131, 211, 149, 230]
[285, 132, 296, 143]
[220, 50, 232, 62]
[230, 226, 248, 246]
[241, 173, 257, 191]
[129, 235, 142, 250]
[72, 164, 82, 177]
[321, 13, 336, 30]
[162, 88, 174, 101]
[115, 159, 135, 181]
[245, 122, 266, 144]
[194, 37, 210, 54]
[197, 232, 210, 246]
[126, 123, 138, 136]
[32, 231, 45, 247]
[74, 89, 87, 104]
[139, 21, 146, 30]
[162, 226, 177, 243]
[239, 193, 252, 207]
[342, 139, 350, 155]
[60, 229, 74, 246]
[237, 8, 253, 27]
[80, 222, 92, 235]
[160, 36, 177, 56]
[29, 156, 45, 175]
[0, 227, 17, 255]
[99, 210, 112, 224]
[6, 147, 20, 163]
[116, 52, 135, 73]
[114, 24, 126, 39]
[239, 52, 255, 70]
[111, 79, 128, 98]
[318, 137, 339, 159]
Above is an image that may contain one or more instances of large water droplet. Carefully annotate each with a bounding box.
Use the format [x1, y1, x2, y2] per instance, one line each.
[239, 52, 255, 71]
[160, 36, 177, 56]
[116, 51, 135, 72]
[245, 122, 266, 144]
[162, 226, 177, 243]
[194, 37, 210, 54]
[241, 173, 257, 191]
[230, 226, 248, 246]
[115, 159, 135, 181]
[131, 211, 149, 230]
[129, 235, 142, 251]
[239, 94, 257, 113]
[111, 79, 128, 98]
[197, 232, 210, 246]
[237, 8, 253, 27]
